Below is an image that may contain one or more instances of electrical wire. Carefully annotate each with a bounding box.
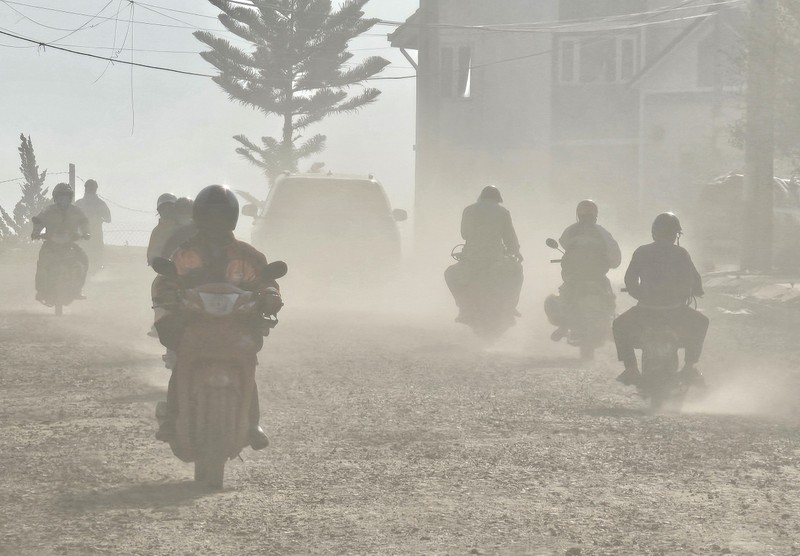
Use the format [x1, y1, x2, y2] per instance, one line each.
[0, 27, 215, 77]
[92, 0, 132, 83]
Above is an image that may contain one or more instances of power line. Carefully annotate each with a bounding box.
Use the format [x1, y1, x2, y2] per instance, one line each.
[0, 27, 215, 77]
[0, 1, 386, 38]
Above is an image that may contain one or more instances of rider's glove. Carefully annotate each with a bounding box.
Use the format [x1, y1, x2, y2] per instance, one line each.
[258, 287, 283, 316]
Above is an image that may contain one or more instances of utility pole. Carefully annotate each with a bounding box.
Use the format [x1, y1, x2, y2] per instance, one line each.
[414, 0, 440, 259]
[741, 0, 778, 271]
[69, 163, 76, 190]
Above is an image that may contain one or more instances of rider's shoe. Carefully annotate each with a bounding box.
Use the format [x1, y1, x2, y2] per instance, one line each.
[455, 310, 472, 324]
[679, 364, 706, 388]
[550, 327, 568, 342]
[616, 366, 641, 386]
[155, 420, 175, 442]
[249, 426, 270, 450]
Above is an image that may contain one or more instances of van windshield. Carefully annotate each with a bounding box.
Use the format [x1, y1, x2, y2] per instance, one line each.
[268, 178, 391, 217]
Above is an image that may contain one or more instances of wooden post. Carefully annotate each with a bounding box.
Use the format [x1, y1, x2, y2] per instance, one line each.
[741, 0, 777, 271]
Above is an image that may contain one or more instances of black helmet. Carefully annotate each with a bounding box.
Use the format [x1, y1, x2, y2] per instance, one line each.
[156, 193, 177, 211]
[576, 199, 598, 223]
[53, 182, 74, 204]
[479, 185, 503, 203]
[193, 185, 239, 234]
[652, 212, 682, 242]
[84, 179, 98, 192]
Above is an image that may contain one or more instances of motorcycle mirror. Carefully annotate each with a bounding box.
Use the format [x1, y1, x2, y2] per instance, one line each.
[546, 238, 559, 250]
[392, 208, 408, 222]
[264, 260, 288, 281]
[241, 204, 260, 218]
[152, 257, 178, 277]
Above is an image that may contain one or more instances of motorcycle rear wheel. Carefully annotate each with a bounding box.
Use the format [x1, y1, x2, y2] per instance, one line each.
[193, 385, 235, 490]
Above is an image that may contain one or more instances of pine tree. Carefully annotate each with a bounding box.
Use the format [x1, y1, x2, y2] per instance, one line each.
[13, 134, 49, 236]
[195, 0, 390, 184]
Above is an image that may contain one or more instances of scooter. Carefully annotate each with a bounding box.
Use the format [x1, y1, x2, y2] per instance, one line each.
[152, 257, 287, 489]
[620, 288, 689, 413]
[445, 244, 521, 340]
[33, 232, 89, 316]
[544, 238, 615, 360]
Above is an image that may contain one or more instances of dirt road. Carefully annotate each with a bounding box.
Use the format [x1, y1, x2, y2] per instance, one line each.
[1, 248, 798, 555]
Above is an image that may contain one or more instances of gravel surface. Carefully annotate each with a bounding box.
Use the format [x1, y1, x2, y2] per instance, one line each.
[0, 249, 798, 555]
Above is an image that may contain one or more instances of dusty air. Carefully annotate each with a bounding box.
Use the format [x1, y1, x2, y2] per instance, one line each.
[1, 0, 798, 554]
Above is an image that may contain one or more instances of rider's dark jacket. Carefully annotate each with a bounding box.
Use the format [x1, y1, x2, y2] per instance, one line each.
[32, 204, 89, 238]
[461, 198, 520, 260]
[624, 242, 703, 306]
[559, 222, 621, 282]
[152, 232, 280, 350]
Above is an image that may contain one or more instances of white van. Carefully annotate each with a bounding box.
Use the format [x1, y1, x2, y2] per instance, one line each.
[242, 173, 407, 283]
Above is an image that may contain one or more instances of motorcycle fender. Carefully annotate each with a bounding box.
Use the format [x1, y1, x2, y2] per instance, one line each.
[171, 319, 258, 462]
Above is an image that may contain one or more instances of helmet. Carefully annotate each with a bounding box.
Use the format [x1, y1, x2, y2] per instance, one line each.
[156, 193, 177, 211]
[175, 196, 193, 213]
[84, 179, 98, 192]
[651, 212, 682, 241]
[576, 199, 598, 223]
[479, 185, 503, 203]
[52, 182, 74, 204]
[193, 185, 239, 234]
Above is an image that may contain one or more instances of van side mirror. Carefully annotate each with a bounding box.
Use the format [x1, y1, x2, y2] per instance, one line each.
[545, 238, 560, 250]
[152, 257, 178, 277]
[242, 204, 260, 218]
[264, 261, 288, 281]
[392, 208, 408, 222]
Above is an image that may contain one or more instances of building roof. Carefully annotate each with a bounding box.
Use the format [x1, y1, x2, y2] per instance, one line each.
[388, 9, 420, 50]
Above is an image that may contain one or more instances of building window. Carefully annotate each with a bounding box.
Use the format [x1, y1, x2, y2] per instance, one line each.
[558, 35, 638, 84]
[441, 46, 472, 98]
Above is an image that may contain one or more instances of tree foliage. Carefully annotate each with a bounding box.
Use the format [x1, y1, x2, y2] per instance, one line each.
[195, 0, 390, 184]
[0, 134, 49, 242]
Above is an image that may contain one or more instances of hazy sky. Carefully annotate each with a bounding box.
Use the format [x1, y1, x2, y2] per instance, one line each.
[0, 0, 418, 231]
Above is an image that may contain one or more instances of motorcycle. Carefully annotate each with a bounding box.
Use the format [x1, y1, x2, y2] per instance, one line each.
[445, 244, 522, 340]
[152, 257, 287, 489]
[34, 232, 89, 316]
[620, 290, 689, 413]
[544, 238, 615, 360]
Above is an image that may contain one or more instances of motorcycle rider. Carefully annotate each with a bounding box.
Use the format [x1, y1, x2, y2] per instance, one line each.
[31, 183, 90, 303]
[74, 179, 111, 265]
[446, 186, 523, 323]
[550, 200, 621, 341]
[146, 193, 178, 266]
[161, 197, 197, 258]
[613, 212, 708, 387]
[152, 185, 282, 450]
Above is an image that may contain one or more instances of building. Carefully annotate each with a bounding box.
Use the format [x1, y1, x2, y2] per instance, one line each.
[390, 0, 745, 252]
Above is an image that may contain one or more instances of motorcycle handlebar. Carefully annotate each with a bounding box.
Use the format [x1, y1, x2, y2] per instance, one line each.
[550, 259, 562, 264]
